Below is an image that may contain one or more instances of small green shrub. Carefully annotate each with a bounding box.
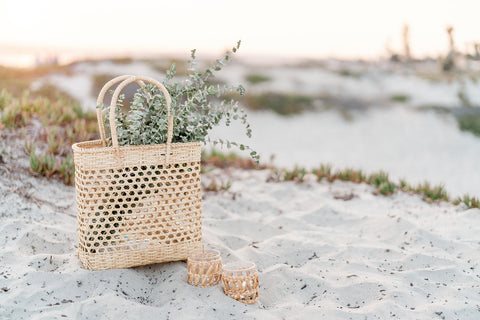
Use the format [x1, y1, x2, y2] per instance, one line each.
[283, 166, 307, 182]
[336, 168, 366, 183]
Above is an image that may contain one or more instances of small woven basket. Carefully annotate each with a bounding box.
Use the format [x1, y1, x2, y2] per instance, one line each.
[222, 262, 259, 304]
[73, 75, 203, 270]
[187, 249, 222, 287]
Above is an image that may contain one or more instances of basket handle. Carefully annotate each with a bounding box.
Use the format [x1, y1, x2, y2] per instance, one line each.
[96, 75, 147, 146]
[97, 75, 174, 150]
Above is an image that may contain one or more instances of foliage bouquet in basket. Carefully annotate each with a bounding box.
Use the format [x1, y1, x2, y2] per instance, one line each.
[72, 41, 257, 270]
[102, 40, 258, 162]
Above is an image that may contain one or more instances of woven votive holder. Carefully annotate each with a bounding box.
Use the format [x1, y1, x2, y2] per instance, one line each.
[222, 261, 259, 304]
[187, 249, 222, 287]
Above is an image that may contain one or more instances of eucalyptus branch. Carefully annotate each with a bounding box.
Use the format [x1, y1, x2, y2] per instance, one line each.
[102, 41, 258, 163]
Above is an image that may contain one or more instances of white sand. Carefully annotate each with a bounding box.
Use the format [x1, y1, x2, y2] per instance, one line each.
[1, 169, 479, 319]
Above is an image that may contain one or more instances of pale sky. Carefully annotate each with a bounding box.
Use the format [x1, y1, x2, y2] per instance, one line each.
[1, 0, 480, 63]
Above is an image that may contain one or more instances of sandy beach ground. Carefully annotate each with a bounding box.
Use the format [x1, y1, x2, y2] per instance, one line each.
[1, 58, 479, 319]
[1, 168, 479, 319]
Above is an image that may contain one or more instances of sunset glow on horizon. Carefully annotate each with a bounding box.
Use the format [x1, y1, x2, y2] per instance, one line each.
[2, 0, 480, 67]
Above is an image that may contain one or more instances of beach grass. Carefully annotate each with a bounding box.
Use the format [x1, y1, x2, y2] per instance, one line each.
[203, 178, 232, 192]
[201, 149, 263, 170]
[453, 194, 480, 208]
[414, 182, 449, 202]
[281, 166, 308, 182]
[273, 165, 474, 208]
[312, 164, 334, 182]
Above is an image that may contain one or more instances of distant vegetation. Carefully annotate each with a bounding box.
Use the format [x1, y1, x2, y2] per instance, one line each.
[245, 74, 271, 85]
[416, 105, 480, 138]
[337, 69, 361, 78]
[0, 65, 71, 95]
[390, 94, 410, 103]
[239, 92, 314, 115]
[457, 112, 480, 136]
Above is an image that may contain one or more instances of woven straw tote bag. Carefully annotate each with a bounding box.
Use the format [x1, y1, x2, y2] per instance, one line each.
[72, 75, 203, 270]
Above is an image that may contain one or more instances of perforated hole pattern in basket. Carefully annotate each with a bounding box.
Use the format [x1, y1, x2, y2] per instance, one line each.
[75, 160, 203, 269]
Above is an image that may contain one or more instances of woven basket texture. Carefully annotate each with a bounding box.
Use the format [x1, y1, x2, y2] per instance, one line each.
[222, 264, 259, 304]
[187, 250, 222, 287]
[73, 75, 203, 270]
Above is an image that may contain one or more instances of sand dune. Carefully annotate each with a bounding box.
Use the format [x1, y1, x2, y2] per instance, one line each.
[0, 169, 479, 319]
